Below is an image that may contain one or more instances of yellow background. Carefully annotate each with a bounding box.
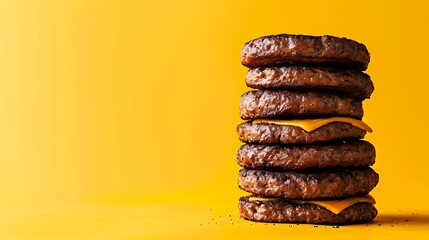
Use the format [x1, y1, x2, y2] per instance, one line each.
[0, 0, 428, 239]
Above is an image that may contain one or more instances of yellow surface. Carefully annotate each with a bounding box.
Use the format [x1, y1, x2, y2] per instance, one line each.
[0, 0, 428, 239]
[253, 117, 373, 132]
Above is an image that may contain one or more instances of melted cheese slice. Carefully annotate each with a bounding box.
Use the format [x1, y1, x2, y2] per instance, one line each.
[252, 117, 373, 133]
[248, 195, 376, 215]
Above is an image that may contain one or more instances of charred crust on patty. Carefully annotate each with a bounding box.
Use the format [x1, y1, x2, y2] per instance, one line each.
[237, 167, 379, 199]
[241, 34, 370, 70]
[237, 121, 366, 144]
[239, 90, 364, 120]
[245, 66, 374, 99]
[239, 196, 377, 224]
[236, 140, 375, 170]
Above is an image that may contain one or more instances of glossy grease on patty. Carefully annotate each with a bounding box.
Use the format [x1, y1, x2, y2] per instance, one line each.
[239, 196, 377, 224]
[245, 66, 374, 99]
[241, 34, 370, 70]
[240, 90, 364, 120]
[238, 167, 379, 199]
[236, 140, 375, 170]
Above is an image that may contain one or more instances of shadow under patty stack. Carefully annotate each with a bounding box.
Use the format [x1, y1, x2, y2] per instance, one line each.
[236, 34, 378, 225]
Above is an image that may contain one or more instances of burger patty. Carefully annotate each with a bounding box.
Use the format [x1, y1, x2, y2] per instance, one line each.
[245, 66, 374, 99]
[240, 90, 363, 120]
[241, 34, 370, 70]
[237, 121, 366, 144]
[238, 168, 379, 199]
[236, 141, 375, 170]
[239, 196, 377, 225]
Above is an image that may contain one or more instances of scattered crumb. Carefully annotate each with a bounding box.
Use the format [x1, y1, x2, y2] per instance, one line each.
[333, 225, 339, 228]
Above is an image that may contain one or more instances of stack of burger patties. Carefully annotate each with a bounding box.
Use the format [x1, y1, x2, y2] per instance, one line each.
[236, 34, 379, 225]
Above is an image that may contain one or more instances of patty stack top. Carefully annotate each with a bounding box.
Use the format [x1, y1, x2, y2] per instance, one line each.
[236, 34, 378, 225]
[238, 34, 374, 145]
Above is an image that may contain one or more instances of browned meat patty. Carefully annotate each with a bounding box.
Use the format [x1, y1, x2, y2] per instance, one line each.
[236, 140, 375, 170]
[239, 196, 377, 225]
[237, 121, 366, 144]
[241, 34, 370, 70]
[240, 90, 363, 120]
[246, 66, 374, 99]
[238, 168, 379, 199]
